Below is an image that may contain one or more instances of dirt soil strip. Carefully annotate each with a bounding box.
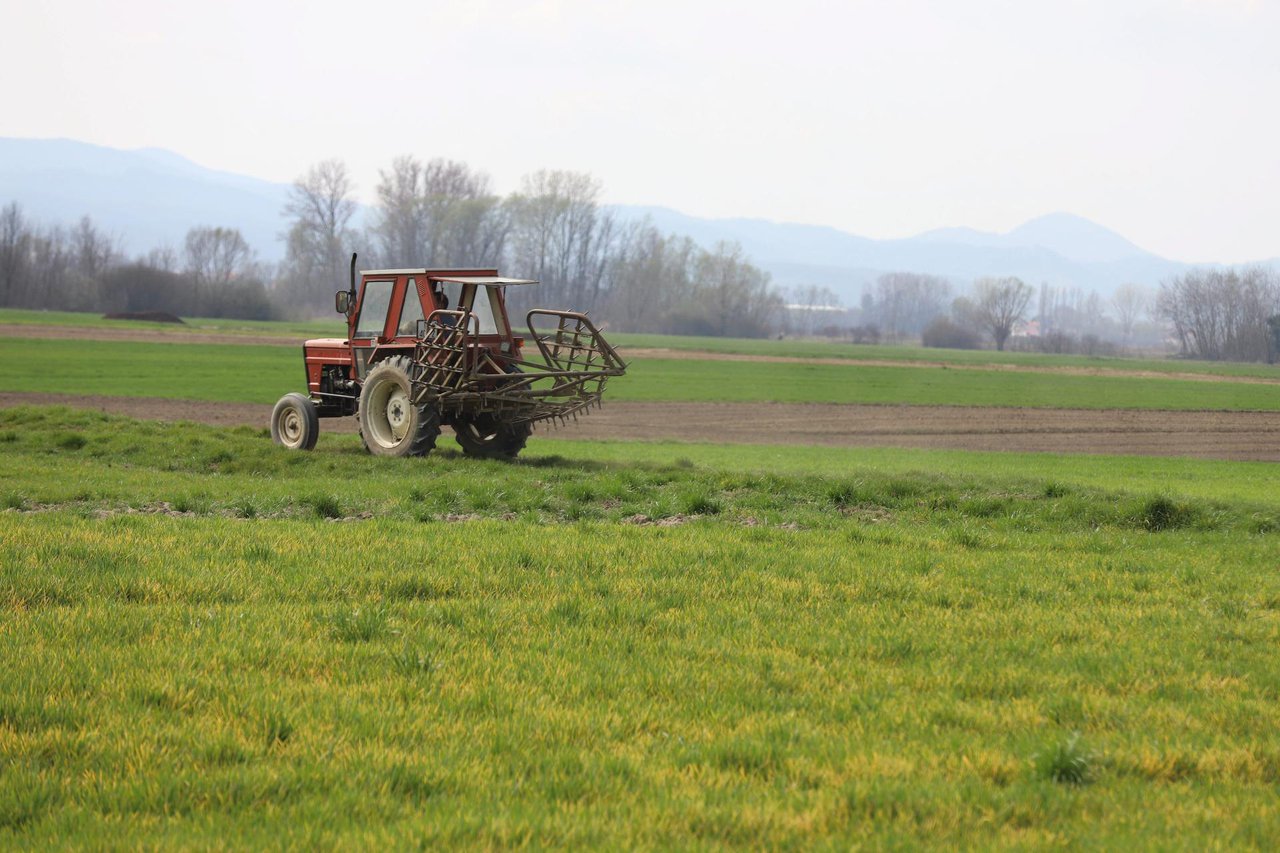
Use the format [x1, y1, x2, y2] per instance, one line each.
[5, 323, 1280, 386]
[5, 392, 1279, 461]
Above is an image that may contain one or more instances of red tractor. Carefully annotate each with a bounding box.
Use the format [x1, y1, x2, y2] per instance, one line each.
[271, 255, 625, 459]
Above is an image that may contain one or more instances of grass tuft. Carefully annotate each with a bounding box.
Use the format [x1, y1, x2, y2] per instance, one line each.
[682, 492, 722, 515]
[56, 433, 87, 451]
[1034, 733, 1095, 785]
[386, 763, 442, 802]
[1042, 481, 1069, 498]
[242, 543, 273, 562]
[308, 494, 343, 519]
[263, 712, 294, 748]
[827, 481, 860, 507]
[389, 646, 436, 677]
[1134, 495, 1197, 531]
[330, 605, 388, 642]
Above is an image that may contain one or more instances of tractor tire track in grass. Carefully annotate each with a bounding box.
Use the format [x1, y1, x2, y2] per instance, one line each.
[4, 391, 1280, 461]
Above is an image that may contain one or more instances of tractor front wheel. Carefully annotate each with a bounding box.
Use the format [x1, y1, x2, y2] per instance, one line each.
[358, 356, 440, 457]
[452, 414, 532, 460]
[271, 392, 320, 451]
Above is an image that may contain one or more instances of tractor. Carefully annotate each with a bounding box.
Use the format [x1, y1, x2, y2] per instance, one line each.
[270, 255, 626, 459]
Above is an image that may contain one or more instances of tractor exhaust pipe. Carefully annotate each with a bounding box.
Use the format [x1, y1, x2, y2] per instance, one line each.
[349, 252, 358, 301]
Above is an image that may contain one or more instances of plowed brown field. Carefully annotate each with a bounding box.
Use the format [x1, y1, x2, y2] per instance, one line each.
[5, 392, 1278, 461]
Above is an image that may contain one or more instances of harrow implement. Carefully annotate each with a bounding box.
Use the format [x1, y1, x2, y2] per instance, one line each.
[411, 308, 627, 426]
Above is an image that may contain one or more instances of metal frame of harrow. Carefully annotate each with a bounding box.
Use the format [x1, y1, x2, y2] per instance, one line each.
[411, 308, 627, 426]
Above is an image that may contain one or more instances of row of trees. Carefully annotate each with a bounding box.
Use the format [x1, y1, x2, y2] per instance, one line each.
[0, 153, 781, 336]
[275, 157, 782, 336]
[796, 271, 1174, 356]
[1157, 267, 1280, 362]
[0, 203, 278, 318]
[845, 268, 1280, 362]
[5, 152, 1278, 359]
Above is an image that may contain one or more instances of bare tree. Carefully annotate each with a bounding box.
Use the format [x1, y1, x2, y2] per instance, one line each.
[1157, 267, 1279, 361]
[438, 195, 510, 267]
[683, 242, 781, 337]
[974, 276, 1032, 351]
[27, 224, 73, 310]
[280, 159, 358, 316]
[0, 202, 30, 305]
[71, 216, 117, 275]
[183, 226, 254, 289]
[425, 161, 501, 266]
[370, 156, 502, 267]
[144, 244, 180, 273]
[371, 155, 427, 268]
[1111, 283, 1147, 341]
[866, 272, 951, 340]
[508, 170, 616, 312]
[786, 284, 842, 336]
[601, 222, 700, 332]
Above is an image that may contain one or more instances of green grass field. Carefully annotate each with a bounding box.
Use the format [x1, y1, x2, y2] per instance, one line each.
[8, 306, 1280, 381]
[5, 305, 1280, 845]
[613, 331, 1280, 379]
[5, 336, 1280, 412]
[0, 307, 341, 339]
[2, 408, 1280, 846]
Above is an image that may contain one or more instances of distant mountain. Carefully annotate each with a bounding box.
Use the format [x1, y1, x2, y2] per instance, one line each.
[0, 137, 293, 260]
[918, 212, 1153, 264]
[615, 206, 1194, 302]
[0, 137, 1270, 300]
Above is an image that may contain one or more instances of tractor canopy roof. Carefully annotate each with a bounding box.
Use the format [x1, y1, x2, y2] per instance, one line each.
[432, 276, 538, 286]
[361, 269, 538, 286]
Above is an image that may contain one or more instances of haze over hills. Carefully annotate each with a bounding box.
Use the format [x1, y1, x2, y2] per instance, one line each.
[0, 137, 293, 263]
[613, 207, 1196, 302]
[2, 137, 1271, 303]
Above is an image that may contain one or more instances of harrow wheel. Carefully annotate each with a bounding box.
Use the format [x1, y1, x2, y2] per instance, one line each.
[452, 414, 532, 460]
[358, 356, 440, 457]
[270, 392, 320, 451]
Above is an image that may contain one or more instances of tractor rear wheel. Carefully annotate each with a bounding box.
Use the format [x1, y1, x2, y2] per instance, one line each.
[452, 414, 531, 460]
[271, 393, 320, 451]
[358, 356, 440, 457]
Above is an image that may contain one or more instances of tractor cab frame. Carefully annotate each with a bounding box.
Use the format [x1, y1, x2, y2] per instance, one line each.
[270, 256, 625, 459]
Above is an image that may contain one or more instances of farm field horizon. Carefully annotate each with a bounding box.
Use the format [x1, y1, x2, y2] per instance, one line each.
[3, 310, 1280, 846]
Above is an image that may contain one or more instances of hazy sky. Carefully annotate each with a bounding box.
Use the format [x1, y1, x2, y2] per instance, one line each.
[3, 0, 1278, 262]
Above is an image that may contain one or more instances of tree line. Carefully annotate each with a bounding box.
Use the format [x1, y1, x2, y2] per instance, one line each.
[274, 158, 782, 337]
[4, 154, 1278, 359]
[0, 157, 782, 336]
[0, 204, 278, 319]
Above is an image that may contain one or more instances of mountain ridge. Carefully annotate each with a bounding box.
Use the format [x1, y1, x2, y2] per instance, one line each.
[1, 137, 1273, 302]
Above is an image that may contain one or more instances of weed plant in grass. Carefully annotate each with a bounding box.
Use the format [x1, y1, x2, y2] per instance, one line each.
[6, 337, 1280, 411]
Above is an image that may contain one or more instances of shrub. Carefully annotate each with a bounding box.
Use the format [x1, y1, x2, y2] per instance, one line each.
[921, 317, 982, 349]
[1134, 495, 1197, 531]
